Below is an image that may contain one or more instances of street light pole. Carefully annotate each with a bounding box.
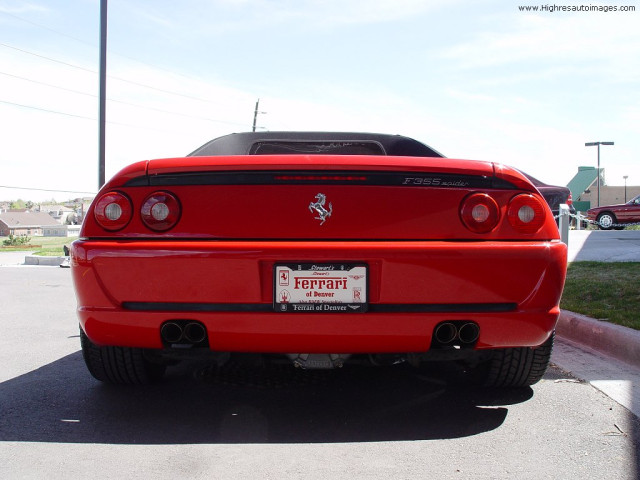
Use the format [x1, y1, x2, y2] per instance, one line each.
[585, 141, 614, 207]
[98, 0, 108, 189]
[624, 175, 628, 202]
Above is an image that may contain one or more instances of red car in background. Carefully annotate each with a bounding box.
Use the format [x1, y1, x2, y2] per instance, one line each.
[71, 132, 567, 387]
[587, 194, 640, 230]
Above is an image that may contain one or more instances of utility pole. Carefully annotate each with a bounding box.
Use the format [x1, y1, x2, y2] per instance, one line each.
[98, 0, 108, 188]
[252, 98, 266, 132]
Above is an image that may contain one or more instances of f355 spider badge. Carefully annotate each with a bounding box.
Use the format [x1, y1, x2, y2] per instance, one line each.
[309, 193, 333, 225]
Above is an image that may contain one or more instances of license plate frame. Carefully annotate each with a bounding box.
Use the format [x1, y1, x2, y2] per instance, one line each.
[273, 263, 368, 313]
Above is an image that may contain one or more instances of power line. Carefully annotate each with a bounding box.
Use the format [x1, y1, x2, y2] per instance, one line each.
[0, 99, 181, 132]
[0, 10, 229, 96]
[0, 42, 96, 74]
[0, 71, 94, 98]
[0, 11, 93, 48]
[0, 70, 250, 126]
[0, 185, 96, 195]
[0, 42, 254, 129]
[0, 99, 95, 121]
[1, 10, 271, 132]
[0, 41, 235, 106]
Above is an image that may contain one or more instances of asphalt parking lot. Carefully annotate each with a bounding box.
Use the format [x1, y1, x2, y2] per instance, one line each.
[567, 229, 640, 262]
[1, 231, 639, 479]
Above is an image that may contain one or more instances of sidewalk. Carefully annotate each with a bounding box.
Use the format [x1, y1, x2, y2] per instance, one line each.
[0, 251, 67, 266]
[0, 251, 35, 266]
[554, 310, 640, 418]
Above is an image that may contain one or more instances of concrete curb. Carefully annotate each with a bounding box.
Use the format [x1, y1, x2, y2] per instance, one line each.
[557, 309, 640, 368]
[23, 255, 67, 266]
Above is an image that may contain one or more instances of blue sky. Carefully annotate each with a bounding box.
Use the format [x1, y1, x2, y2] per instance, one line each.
[0, 0, 638, 202]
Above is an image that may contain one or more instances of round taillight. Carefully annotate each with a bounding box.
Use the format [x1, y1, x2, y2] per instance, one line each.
[460, 193, 500, 233]
[141, 191, 181, 231]
[94, 191, 132, 231]
[508, 194, 546, 233]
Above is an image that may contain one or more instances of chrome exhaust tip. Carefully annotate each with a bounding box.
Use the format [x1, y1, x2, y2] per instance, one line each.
[458, 322, 480, 344]
[183, 322, 207, 344]
[434, 322, 457, 345]
[160, 322, 184, 343]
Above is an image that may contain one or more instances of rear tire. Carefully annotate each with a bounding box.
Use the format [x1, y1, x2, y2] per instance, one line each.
[596, 212, 616, 230]
[474, 332, 554, 388]
[80, 329, 165, 384]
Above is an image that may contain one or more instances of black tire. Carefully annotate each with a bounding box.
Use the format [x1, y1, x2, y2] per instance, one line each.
[596, 212, 616, 230]
[475, 332, 554, 388]
[80, 329, 165, 384]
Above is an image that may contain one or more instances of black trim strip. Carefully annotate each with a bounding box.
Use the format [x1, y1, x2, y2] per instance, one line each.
[124, 170, 517, 190]
[368, 303, 517, 313]
[121, 302, 517, 314]
[122, 302, 273, 312]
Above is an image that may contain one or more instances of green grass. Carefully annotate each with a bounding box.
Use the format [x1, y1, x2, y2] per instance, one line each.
[0, 236, 77, 256]
[561, 262, 640, 330]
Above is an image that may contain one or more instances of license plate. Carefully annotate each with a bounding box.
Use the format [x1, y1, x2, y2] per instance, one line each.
[274, 263, 368, 313]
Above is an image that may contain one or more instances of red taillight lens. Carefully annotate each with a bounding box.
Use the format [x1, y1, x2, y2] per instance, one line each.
[460, 193, 500, 233]
[141, 191, 181, 231]
[567, 192, 573, 206]
[94, 191, 133, 231]
[508, 194, 546, 233]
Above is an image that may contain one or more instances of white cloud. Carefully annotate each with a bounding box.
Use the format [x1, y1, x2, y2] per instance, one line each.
[445, 88, 496, 103]
[0, 2, 49, 15]
[117, 0, 455, 37]
[442, 10, 640, 82]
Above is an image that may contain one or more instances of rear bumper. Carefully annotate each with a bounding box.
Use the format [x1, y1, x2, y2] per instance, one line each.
[71, 239, 567, 352]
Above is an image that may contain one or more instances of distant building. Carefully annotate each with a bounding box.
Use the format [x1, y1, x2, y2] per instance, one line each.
[39, 205, 76, 224]
[567, 166, 640, 211]
[579, 186, 640, 209]
[0, 211, 62, 237]
[41, 224, 81, 237]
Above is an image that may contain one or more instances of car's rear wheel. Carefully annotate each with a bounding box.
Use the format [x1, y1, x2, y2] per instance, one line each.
[596, 212, 616, 230]
[80, 329, 166, 384]
[473, 332, 554, 388]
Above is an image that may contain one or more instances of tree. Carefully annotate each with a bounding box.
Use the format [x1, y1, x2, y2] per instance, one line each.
[10, 199, 26, 210]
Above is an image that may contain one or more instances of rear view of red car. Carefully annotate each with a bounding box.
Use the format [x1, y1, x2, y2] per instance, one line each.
[71, 132, 567, 387]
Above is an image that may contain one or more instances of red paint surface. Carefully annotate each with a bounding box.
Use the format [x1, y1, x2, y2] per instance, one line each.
[72, 154, 567, 353]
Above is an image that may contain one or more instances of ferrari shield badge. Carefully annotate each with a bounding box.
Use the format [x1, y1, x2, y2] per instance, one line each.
[309, 193, 332, 225]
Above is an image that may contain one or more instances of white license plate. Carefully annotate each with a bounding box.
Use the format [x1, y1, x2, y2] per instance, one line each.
[274, 263, 368, 313]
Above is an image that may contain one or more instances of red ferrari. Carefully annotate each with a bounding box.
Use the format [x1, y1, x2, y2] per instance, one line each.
[71, 132, 567, 386]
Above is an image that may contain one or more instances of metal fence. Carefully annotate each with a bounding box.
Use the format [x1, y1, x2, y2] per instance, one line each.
[557, 204, 640, 245]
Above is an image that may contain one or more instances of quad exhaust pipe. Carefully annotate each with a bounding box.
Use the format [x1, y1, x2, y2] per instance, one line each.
[183, 322, 207, 344]
[161, 321, 208, 345]
[433, 321, 480, 347]
[458, 322, 480, 344]
[160, 322, 183, 343]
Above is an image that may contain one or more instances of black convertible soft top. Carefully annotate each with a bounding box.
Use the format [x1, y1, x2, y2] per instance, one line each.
[188, 132, 444, 158]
